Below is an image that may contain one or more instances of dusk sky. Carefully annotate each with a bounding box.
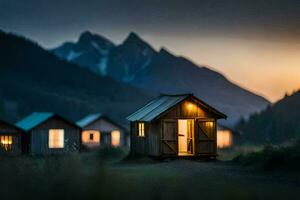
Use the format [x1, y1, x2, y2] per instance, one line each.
[0, 0, 299, 102]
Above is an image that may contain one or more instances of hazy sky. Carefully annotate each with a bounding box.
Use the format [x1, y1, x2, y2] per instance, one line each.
[0, 0, 299, 102]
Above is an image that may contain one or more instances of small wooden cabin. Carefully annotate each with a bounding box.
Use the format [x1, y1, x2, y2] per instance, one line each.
[16, 112, 81, 155]
[217, 125, 234, 149]
[77, 113, 128, 149]
[127, 94, 227, 158]
[0, 120, 24, 155]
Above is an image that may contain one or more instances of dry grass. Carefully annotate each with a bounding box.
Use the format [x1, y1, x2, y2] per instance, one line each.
[217, 145, 264, 161]
[0, 147, 300, 200]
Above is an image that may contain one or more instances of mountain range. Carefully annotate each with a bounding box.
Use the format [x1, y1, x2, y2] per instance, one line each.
[0, 30, 152, 126]
[52, 31, 270, 126]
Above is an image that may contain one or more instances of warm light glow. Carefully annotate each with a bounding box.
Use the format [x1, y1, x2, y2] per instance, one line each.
[206, 122, 214, 128]
[81, 130, 100, 146]
[0, 135, 13, 151]
[138, 122, 145, 137]
[1, 136, 12, 145]
[217, 130, 232, 148]
[159, 36, 300, 102]
[178, 120, 188, 153]
[111, 130, 121, 147]
[49, 129, 64, 148]
[178, 119, 194, 155]
[187, 103, 193, 110]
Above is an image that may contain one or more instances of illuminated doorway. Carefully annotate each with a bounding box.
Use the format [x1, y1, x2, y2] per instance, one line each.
[178, 119, 194, 156]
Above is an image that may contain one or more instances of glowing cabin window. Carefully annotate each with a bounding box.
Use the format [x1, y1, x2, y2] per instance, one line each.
[111, 130, 121, 147]
[0, 135, 13, 151]
[82, 130, 100, 144]
[138, 122, 145, 137]
[217, 130, 232, 148]
[49, 129, 64, 148]
[200, 121, 215, 138]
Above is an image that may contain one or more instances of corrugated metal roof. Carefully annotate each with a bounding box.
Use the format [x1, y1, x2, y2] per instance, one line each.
[127, 94, 189, 121]
[16, 112, 55, 131]
[76, 113, 103, 128]
[127, 94, 227, 122]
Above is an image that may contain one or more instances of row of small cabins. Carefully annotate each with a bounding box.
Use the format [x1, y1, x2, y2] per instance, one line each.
[0, 113, 127, 155]
[0, 94, 234, 157]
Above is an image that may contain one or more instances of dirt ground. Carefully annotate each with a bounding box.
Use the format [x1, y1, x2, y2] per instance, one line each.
[1, 149, 300, 200]
[105, 158, 300, 200]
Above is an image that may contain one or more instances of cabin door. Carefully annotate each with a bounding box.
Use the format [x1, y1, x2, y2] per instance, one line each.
[162, 120, 178, 155]
[178, 119, 194, 156]
[195, 119, 216, 155]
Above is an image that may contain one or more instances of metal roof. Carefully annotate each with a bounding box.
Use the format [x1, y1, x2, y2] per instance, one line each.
[77, 113, 127, 131]
[127, 94, 227, 122]
[127, 94, 189, 122]
[16, 112, 55, 131]
[0, 119, 24, 132]
[76, 113, 103, 128]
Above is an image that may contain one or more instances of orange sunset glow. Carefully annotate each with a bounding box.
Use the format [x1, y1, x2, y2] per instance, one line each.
[144, 35, 300, 102]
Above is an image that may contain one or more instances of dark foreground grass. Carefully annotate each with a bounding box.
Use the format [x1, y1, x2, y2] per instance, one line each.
[233, 140, 300, 171]
[1, 147, 300, 200]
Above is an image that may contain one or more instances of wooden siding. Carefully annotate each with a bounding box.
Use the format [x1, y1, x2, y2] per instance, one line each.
[130, 122, 136, 154]
[148, 120, 161, 156]
[130, 122, 149, 155]
[161, 119, 178, 156]
[130, 96, 219, 157]
[135, 122, 147, 154]
[0, 121, 23, 155]
[161, 99, 214, 119]
[0, 134, 22, 155]
[29, 117, 80, 155]
[195, 119, 217, 155]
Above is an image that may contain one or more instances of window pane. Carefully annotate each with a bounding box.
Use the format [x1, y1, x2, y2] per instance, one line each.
[0, 135, 13, 151]
[138, 122, 145, 137]
[111, 130, 120, 147]
[217, 130, 232, 148]
[81, 130, 100, 144]
[49, 129, 64, 148]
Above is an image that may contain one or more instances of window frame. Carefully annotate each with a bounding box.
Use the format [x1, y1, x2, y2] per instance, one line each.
[111, 130, 121, 147]
[48, 129, 65, 149]
[89, 133, 94, 141]
[0, 135, 13, 151]
[138, 122, 145, 137]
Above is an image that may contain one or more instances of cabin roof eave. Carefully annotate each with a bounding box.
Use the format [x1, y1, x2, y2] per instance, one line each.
[16, 112, 81, 132]
[127, 94, 227, 122]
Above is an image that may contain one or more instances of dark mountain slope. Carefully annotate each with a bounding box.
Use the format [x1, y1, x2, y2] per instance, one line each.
[0, 30, 152, 125]
[52, 31, 115, 75]
[236, 90, 300, 143]
[107, 32, 156, 82]
[52, 31, 270, 126]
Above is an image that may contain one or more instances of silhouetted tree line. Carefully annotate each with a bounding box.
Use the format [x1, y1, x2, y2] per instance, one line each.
[236, 90, 300, 144]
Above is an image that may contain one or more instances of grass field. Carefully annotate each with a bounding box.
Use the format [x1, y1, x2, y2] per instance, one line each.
[1, 147, 300, 200]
